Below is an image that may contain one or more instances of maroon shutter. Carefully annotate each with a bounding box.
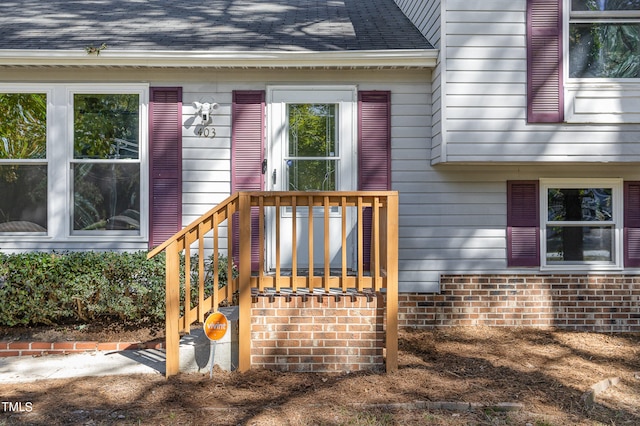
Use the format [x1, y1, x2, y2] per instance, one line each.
[231, 90, 265, 271]
[149, 87, 182, 248]
[527, 0, 563, 123]
[358, 91, 391, 269]
[624, 182, 640, 267]
[507, 181, 540, 267]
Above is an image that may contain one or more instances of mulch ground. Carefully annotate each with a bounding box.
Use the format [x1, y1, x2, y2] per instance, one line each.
[0, 326, 639, 425]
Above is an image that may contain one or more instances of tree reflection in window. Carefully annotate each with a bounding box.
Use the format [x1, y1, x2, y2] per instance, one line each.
[287, 104, 337, 191]
[0, 93, 47, 231]
[72, 94, 140, 233]
[570, 0, 640, 78]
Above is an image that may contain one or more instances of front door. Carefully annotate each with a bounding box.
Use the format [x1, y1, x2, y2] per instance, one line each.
[267, 86, 357, 271]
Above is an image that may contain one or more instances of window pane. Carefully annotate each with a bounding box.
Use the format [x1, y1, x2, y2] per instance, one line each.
[287, 159, 336, 191]
[572, 0, 640, 11]
[546, 226, 613, 262]
[0, 165, 47, 232]
[288, 104, 337, 157]
[73, 163, 140, 232]
[74, 94, 139, 159]
[547, 188, 612, 221]
[0, 93, 46, 159]
[570, 23, 640, 78]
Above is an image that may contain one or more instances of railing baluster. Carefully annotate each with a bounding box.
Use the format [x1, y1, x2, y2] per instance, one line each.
[198, 223, 205, 322]
[372, 197, 379, 290]
[183, 243, 191, 332]
[308, 195, 314, 290]
[258, 196, 265, 292]
[226, 203, 234, 304]
[324, 196, 330, 292]
[275, 195, 281, 291]
[291, 197, 298, 291]
[341, 196, 347, 292]
[357, 196, 363, 292]
[213, 211, 219, 312]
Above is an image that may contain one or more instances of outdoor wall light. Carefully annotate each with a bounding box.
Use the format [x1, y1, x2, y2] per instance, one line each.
[193, 101, 219, 123]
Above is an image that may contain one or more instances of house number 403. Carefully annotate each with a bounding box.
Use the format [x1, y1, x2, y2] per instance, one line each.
[197, 127, 216, 138]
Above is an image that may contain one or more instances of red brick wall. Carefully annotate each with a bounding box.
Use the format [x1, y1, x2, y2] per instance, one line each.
[251, 293, 385, 372]
[399, 275, 640, 332]
[0, 341, 164, 357]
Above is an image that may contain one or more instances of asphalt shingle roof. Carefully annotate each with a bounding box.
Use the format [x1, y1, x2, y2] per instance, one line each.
[0, 0, 432, 52]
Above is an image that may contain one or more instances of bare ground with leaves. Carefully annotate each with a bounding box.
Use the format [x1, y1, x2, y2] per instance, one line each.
[1, 327, 639, 425]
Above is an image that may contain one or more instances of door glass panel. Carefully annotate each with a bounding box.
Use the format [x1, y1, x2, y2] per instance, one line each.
[286, 103, 338, 192]
[288, 104, 337, 158]
[287, 159, 336, 191]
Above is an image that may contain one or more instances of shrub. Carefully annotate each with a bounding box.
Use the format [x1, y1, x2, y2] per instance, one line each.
[0, 250, 237, 327]
[0, 251, 166, 326]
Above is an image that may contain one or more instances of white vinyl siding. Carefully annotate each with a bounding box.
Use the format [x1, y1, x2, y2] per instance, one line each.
[394, 0, 443, 164]
[395, 0, 441, 47]
[439, 0, 640, 162]
[5, 65, 640, 292]
[172, 69, 436, 291]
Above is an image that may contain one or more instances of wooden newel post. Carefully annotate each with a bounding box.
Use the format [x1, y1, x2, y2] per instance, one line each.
[238, 193, 252, 372]
[385, 192, 399, 373]
[165, 241, 181, 377]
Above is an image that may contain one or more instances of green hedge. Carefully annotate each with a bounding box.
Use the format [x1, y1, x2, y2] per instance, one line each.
[0, 251, 167, 326]
[0, 251, 237, 327]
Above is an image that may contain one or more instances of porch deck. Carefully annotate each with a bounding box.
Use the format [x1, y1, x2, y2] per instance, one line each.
[148, 191, 398, 377]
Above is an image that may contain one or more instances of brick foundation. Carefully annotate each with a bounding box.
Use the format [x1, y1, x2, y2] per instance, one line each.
[251, 293, 385, 372]
[0, 340, 164, 357]
[399, 274, 640, 332]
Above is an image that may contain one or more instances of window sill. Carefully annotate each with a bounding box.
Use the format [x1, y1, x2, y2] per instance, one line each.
[565, 81, 640, 123]
[540, 264, 623, 273]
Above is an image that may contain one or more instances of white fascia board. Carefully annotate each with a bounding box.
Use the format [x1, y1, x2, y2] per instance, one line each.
[0, 49, 438, 68]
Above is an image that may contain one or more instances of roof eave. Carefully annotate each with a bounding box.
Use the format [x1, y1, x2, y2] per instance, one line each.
[0, 49, 438, 69]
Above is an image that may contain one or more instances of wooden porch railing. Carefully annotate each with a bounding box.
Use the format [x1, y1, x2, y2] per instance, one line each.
[147, 191, 399, 377]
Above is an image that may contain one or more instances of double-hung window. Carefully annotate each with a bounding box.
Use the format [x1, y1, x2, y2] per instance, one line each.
[569, 0, 640, 78]
[0, 84, 147, 244]
[72, 93, 142, 234]
[0, 91, 48, 233]
[541, 179, 623, 269]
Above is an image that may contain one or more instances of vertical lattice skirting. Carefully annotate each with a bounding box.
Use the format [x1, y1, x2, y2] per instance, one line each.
[251, 293, 385, 372]
[398, 275, 640, 332]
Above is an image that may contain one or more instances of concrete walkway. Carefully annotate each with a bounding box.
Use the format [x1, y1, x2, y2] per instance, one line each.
[0, 348, 165, 383]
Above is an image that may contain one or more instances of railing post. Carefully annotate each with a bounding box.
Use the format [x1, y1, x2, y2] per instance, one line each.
[165, 240, 181, 377]
[385, 193, 399, 373]
[238, 192, 252, 372]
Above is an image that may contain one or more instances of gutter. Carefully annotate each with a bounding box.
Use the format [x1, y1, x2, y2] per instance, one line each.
[0, 49, 438, 69]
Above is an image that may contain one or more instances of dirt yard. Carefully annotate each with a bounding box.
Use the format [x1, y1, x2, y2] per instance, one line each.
[1, 326, 639, 425]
